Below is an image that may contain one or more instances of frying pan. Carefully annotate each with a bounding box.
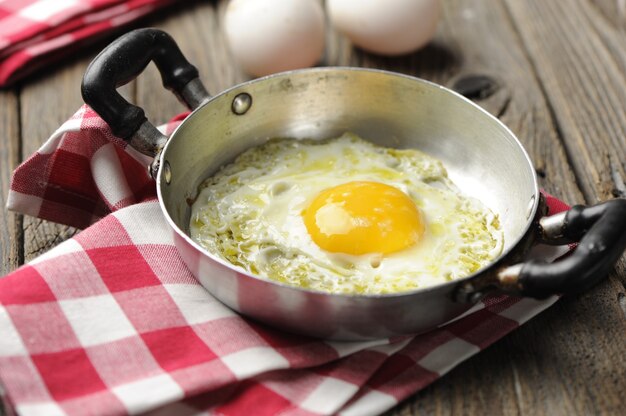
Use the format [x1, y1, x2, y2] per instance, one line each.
[81, 29, 626, 340]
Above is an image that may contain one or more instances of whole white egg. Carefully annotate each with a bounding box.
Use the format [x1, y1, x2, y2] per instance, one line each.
[224, 0, 325, 77]
[327, 0, 440, 55]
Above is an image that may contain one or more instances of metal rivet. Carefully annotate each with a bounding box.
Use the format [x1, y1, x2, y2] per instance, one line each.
[526, 195, 536, 219]
[232, 92, 252, 115]
[163, 161, 172, 185]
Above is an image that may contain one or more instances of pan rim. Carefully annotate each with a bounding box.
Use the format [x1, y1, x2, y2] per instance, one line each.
[157, 66, 540, 300]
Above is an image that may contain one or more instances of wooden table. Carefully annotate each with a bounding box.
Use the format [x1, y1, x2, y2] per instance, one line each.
[1, 0, 625, 414]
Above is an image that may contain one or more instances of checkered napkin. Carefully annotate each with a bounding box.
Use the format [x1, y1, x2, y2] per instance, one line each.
[0, 0, 176, 87]
[2, 105, 570, 416]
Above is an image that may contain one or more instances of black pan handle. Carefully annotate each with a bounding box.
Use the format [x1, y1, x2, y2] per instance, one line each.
[499, 199, 626, 298]
[81, 28, 210, 169]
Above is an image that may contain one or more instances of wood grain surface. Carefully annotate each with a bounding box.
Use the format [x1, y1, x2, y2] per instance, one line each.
[0, 90, 21, 276]
[0, 0, 624, 415]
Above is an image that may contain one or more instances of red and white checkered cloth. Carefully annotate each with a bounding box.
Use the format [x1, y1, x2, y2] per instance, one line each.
[0, 0, 176, 87]
[2, 106, 571, 415]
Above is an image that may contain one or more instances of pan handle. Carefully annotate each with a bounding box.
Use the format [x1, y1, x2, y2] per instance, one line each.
[81, 28, 210, 174]
[508, 199, 626, 298]
[501, 199, 626, 298]
[455, 198, 626, 302]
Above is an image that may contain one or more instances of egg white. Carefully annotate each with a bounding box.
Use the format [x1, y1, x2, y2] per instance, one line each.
[190, 133, 503, 294]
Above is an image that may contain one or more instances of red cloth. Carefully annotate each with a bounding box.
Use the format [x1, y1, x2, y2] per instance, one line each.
[2, 106, 571, 415]
[0, 0, 175, 87]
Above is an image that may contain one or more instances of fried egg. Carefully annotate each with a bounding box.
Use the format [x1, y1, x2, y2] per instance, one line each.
[190, 133, 503, 294]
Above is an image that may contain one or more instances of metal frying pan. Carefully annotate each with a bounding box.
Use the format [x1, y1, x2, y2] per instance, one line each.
[81, 29, 626, 340]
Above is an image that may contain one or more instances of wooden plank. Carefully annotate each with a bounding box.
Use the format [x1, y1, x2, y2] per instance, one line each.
[0, 90, 22, 275]
[505, 0, 626, 203]
[588, 0, 626, 31]
[495, 1, 626, 414]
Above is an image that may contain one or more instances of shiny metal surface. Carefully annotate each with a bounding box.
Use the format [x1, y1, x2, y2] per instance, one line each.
[231, 92, 252, 115]
[539, 211, 569, 243]
[129, 121, 168, 158]
[179, 78, 211, 110]
[156, 68, 539, 339]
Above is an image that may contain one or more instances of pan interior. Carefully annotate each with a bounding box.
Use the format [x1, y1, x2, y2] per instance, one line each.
[159, 68, 538, 269]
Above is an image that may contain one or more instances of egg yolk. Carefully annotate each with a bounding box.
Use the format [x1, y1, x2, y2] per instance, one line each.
[302, 181, 424, 255]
